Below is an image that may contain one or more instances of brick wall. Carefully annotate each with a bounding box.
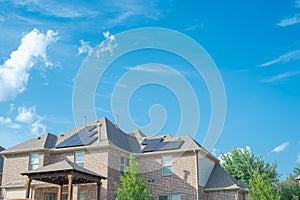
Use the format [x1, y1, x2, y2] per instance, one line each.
[137, 151, 199, 200]
[2, 153, 30, 185]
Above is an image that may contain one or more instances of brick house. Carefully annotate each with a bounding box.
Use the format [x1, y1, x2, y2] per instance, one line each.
[1, 117, 248, 200]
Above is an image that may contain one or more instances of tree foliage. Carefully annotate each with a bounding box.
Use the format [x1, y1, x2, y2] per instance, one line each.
[249, 172, 281, 200]
[278, 165, 300, 200]
[116, 154, 154, 200]
[220, 147, 278, 185]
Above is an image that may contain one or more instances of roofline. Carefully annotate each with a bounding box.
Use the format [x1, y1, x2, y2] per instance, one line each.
[204, 187, 249, 192]
[1, 142, 219, 163]
[1, 148, 51, 156]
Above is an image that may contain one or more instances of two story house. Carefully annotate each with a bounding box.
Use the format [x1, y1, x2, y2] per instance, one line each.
[1, 117, 248, 200]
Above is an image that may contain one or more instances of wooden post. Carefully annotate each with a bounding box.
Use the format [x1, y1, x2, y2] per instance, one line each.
[97, 181, 102, 200]
[57, 185, 62, 200]
[67, 174, 73, 200]
[25, 177, 32, 198]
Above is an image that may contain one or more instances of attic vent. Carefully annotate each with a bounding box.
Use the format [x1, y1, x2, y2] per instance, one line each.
[61, 134, 64, 137]
[36, 136, 41, 140]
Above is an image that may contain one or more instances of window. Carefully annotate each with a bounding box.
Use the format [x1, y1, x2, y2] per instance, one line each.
[45, 193, 57, 200]
[162, 156, 172, 175]
[120, 157, 125, 174]
[29, 153, 39, 170]
[62, 194, 67, 200]
[80, 192, 85, 200]
[170, 194, 181, 200]
[158, 194, 168, 200]
[75, 151, 85, 168]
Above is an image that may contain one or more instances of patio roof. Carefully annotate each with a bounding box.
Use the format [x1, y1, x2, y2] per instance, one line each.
[21, 159, 106, 185]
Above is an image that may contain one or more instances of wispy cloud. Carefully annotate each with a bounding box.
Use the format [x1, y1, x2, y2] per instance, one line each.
[277, 13, 300, 27]
[106, 11, 134, 27]
[0, 28, 58, 102]
[271, 142, 289, 153]
[261, 70, 300, 83]
[11, 0, 98, 18]
[259, 50, 300, 67]
[277, 1, 300, 27]
[0, 15, 4, 22]
[297, 154, 300, 163]
[78, 40, 93, 56]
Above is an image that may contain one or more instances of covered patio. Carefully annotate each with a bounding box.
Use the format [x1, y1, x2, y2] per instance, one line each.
[21, 159, 107, 200]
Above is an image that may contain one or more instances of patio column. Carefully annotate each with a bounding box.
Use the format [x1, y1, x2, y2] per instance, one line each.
[25, 177, 32, 198]
[97, 181, 102, 200]
[57, 185, 62, 200]
[68, 174, 73, 200]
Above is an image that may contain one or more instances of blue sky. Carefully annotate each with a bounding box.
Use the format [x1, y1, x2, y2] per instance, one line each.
[0, 0, 300, 179]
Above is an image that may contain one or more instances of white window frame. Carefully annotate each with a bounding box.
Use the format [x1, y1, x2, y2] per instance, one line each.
[120, 157, 126, 174]
[162, 155, 173, 175]
[170, 194, 181, 200]
[74, 151, 85, 168]
[29, 153, 40, 170]
[157, 194, 168, 200]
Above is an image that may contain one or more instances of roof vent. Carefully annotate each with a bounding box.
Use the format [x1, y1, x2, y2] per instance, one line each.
[36, 136, 41, 140]
[61, 134, 64, 137]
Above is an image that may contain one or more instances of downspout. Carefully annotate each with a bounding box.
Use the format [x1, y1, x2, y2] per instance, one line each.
[194, 149, 199, 200]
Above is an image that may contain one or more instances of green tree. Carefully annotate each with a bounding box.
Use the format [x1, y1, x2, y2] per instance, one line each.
[220, 147, 278, 185]
[279, 165, 300, 200]
[249, 172, 281, 200]
[116, 154, 154, 200]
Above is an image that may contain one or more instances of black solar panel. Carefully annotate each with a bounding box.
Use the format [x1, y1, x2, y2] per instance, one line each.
[154, 140, 183, 151]
[141, 137, 184, 152]
[56, 128, 98, 148]
[142, 142, 160, 152]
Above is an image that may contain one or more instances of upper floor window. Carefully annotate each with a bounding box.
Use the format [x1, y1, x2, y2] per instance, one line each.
[170, 194, 181, 200]
[75, 151, 85, 168]
[158, 195, 168, 200]
[29, 153, 40, 170]
[120, 157, 129, 174]
[162, 155, 172, 175]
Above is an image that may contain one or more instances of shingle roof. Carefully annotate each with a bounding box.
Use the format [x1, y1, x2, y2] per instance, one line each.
[0, 117, 216, 158]
[205, 164, 249, 191]
[1, 133, 57, 154]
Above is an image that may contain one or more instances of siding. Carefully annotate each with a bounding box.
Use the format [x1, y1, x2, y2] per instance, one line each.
[198, 152, 215, 187]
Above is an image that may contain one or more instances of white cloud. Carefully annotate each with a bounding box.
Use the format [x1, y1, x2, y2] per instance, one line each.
[261, 70, 300, 83]
[271, 142, 289, 153]
[0, 28, 58, 102]
[30, 119, 46, 135]
[277, 13, 300, 27]
[259, 50, 300, 67]
[0, 116, 21, 129]
[96, 31, 117, 57]
[16, 106, 37, 123]
[0, 117, 12, 124]
[78, 40, 93, 56]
